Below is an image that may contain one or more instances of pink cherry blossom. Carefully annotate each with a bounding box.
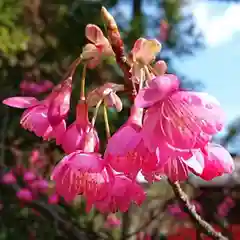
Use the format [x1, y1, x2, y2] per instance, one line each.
[131, 38, 161, 65]
[60, 102, 99, 154]
[87, 83, 124, 112]
[135, 74, 225, 151]
[130, 38, 161, 84]
[20, 79, 53, 95]
[95, 174, 145, 213]
[16, 188, 33, 202]
[2, 78, 73, 142]
[2, 172, 16, 184]
[81, 24, 114, 68]
[51, 151, 113, 205]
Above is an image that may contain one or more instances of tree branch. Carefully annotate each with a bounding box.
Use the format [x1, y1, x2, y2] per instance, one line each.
[168, 180, 228, 240]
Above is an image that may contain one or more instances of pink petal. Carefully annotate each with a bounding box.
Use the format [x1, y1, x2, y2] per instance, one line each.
[135, 74, 179, 108]
[48, 79, 72, 126]
[20, 105, 51, 138]
[105, 125, 141, 157]
[196, 144, 234, 181]
[132, 38, 161, 65]
[85, 24, 106, 44]
[159, 91, 224, 149]
[3, 97, 39, 108]
[182, 92, 225, 134]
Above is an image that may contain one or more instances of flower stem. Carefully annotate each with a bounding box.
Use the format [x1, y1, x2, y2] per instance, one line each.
[63, 56, 82, 80]
[80, 64, 87, 101]
[91, 100, 103, 127]
[103, 104, 111, 139]
[168, 179, 228, 240]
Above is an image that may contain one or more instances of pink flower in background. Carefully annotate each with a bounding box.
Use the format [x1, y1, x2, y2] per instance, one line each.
[95, 174, 145, 213]
[51, 151, 113, 206]
[48, 194, 59, 204]
[105, 214, 121, 228]
[16, 188, 33, 202]
[2, 78, 73, 142]
[2, 172, 16, 184]
[30, 179, 49, 193]
[82, 24, 114, 68]
[60, 102, 99, 154]
[23, 171, 36, 182]
[217, 196, 235, 217]
[159, 20, 169, 42]
[20, 80, 53, 95]
[168, 200, 201, 219]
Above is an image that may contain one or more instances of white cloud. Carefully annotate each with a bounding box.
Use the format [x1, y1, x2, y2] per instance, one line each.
[192, 1, 240, 47]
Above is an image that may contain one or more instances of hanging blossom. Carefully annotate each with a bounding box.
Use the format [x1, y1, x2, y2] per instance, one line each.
[59, 101, 99, 154]
[134, 74, 234, 181]
[104, 105, 160, 179]
[2, 77, 72, 142]
[87, 82, 124, 112]
[81, 24, 114, 69]
[3, 7, 235, 214]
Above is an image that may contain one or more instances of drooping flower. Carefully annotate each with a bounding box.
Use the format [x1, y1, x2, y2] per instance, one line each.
[51, 151, 113, 206]
[81, 24, 114, 69]
[95, 174, 145, 213]
[2, 77, 73, 142]
[105, 106, 159, 178]
[135, 74, 225, 152]
[60, 102, 99, 154]
[87, 83, 124, 112]
[20, 79, 53, 95]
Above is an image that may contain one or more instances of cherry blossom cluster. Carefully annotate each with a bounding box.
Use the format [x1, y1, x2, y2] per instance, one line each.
[1, 149, 59, 205]
[2, 8, 234, 213]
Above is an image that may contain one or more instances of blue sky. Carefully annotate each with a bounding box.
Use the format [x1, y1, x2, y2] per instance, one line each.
[174, 1, 240, 126]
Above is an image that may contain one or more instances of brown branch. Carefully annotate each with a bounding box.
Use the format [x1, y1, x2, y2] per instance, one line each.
[168, 180, 228, 240]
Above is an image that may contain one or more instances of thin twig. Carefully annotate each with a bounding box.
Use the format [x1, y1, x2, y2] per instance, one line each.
[168, 180, 228, 240]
